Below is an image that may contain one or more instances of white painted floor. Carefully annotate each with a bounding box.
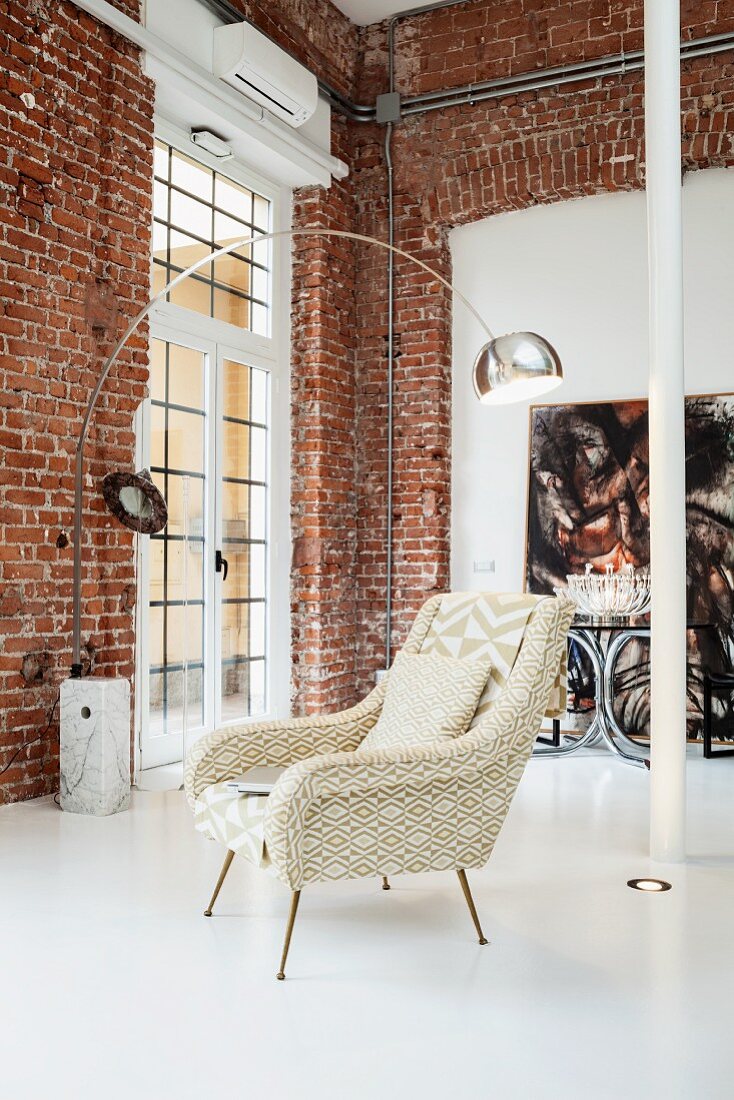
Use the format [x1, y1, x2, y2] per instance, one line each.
[2, 749, 734, 1100]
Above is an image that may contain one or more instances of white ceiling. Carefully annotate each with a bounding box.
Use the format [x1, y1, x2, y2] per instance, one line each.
[331, 0, 418, 26]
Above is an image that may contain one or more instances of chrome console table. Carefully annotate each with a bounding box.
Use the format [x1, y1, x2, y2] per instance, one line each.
[534, 621, 716, 768]
[534, 624, 650, 769]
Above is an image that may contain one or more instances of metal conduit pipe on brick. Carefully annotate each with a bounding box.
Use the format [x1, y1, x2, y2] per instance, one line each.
[199, 0, 734, 121]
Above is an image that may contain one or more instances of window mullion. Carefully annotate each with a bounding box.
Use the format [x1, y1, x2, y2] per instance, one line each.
[209, 346, 223, 731]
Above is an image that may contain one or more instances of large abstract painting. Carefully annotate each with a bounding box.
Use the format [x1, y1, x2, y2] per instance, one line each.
[526, 395, 734, 740]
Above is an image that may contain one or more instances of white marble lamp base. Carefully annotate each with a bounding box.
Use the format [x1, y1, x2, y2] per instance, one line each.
[60, 678, 131, 816]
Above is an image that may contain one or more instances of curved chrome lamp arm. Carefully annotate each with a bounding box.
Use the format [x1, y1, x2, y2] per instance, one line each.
[70, 227, 495, 675]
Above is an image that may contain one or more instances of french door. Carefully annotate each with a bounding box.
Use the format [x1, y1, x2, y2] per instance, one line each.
[137, 321, 281, 769]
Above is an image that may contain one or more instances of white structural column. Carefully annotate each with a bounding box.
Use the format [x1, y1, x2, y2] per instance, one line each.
[645, 0, 687, 861]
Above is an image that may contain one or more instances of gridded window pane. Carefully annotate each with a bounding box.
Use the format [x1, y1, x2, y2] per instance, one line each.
[151, 139, 270, 333]
[222, 480, 249, 527]
[223, 421, 249, 481]
[215, 175, 253, 218]
[222, 600, 248, 661]
[149, 670, 165, 732]
[221, 662, 249, 725]
[213, 254, 251, 296]
[170, 274, 211, 317]
[224, 543, 250, 602]
[147, 339, 208, 740]
[146, 139, 275, 745]
[167, 342, 205, 411]
[151, 667, 204, 737]
[152, 220, 167, 255]
[250, 601, 266, 657]
[214, 210, 248, 244]
[150, 404, 165, 469]
[253, 195, 269, 231]
[165, 472, 204, 534]
[252, 239, 269, 268]
[167, 409, 204, 473]
[252, 303, 268, 337]
[150, 339, 166, 403]
[250, 368, 267, 422]
[171, 149, 212, 201]
[218, 358, 270, 722]
[223, 359, 250, 419]
[213, 289, 250, 329]
[163, 604, 204, 664]
[250, 485, 266, 541]
[159, 538, 204, 603]
[149, 604, 165, 667]
[169, 232, 212, 278]
[252, 266, 268, 304]
[153, 180, 168, 220]
[153, 140, 169, 180]
[250, 660, 266, 716]
[250, 427, 267, 483]
[250, 543, 266, 599]
[170, 192, 211, 239]
[152, 262, 167, 297]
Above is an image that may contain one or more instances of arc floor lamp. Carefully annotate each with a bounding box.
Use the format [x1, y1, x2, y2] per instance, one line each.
[61, 227, 563, 815]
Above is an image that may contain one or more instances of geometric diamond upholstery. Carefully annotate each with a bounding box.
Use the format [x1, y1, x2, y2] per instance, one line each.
[359, 650, 492, 751]
[194, 782, 271, 869]
[419, 591, 568, 722]
[185, 594, 574, 891]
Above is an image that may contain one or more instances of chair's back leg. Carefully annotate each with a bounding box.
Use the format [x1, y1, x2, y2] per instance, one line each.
[204, 848, 235, 917]
[276, 890, 301, 980]
[381, 876, 391, 891]
[456, 869, 489, 945]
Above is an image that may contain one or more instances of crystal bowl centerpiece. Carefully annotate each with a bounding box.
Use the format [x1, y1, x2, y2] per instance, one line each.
[555, 563, 651, 622]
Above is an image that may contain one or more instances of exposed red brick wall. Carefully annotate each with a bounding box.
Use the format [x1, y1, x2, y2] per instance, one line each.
[224, 0, 362, 714]
[289, 117, 359, 713]
[233, 0, 359, 98]
[0, 0, 153, 802]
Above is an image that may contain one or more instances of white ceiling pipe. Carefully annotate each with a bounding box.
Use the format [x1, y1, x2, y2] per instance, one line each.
[645, 0, 687, 863]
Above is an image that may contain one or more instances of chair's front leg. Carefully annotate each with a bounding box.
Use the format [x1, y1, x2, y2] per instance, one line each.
[204, 849, 235, 917]
[457, 869, 489, 945]
[276, 890, 301, 981]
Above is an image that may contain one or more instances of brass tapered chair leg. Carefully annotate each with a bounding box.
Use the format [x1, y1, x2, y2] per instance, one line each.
[204, 849, 235, 917]
[276, 890, 301, 981]
[457, 869, 489, 945]
[381, 876, 391, 891]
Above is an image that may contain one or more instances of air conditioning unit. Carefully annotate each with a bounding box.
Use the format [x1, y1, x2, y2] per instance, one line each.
[213, 22, 318, 129]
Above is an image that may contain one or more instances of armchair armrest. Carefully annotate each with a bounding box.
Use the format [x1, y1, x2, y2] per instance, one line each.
[183, 682, 387, 809]
[263, 735, 506, 888]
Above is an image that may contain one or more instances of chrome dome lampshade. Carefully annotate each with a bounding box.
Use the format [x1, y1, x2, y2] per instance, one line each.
[473, 331, 563, 406]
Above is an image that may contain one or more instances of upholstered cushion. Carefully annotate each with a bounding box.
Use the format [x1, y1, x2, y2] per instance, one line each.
[194, 782, 271, 869]
[359, 651, 492, 752]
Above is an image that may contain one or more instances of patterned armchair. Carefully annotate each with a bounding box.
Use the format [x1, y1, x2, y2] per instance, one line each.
[185, 592, 573, 979]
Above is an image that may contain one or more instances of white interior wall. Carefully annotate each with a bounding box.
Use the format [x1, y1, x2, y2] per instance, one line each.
[450, 167, 734, 592]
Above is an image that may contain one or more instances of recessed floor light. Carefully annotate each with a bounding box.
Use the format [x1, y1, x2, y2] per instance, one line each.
[627, 878, 672, 892]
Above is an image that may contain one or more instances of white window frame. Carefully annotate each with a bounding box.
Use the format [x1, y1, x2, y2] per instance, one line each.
[135, 118, 292, 775]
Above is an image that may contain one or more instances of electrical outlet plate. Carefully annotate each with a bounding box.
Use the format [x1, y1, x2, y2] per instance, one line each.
[473, 560, 496, 573]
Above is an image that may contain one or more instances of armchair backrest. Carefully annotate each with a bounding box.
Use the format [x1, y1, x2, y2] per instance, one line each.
[399, 592, 570, 726]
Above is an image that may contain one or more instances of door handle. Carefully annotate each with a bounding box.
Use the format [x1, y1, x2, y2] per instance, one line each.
[215, 549, 229, 582]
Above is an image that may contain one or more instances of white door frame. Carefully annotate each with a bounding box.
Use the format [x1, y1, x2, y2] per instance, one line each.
[135, 126, 292, 772]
